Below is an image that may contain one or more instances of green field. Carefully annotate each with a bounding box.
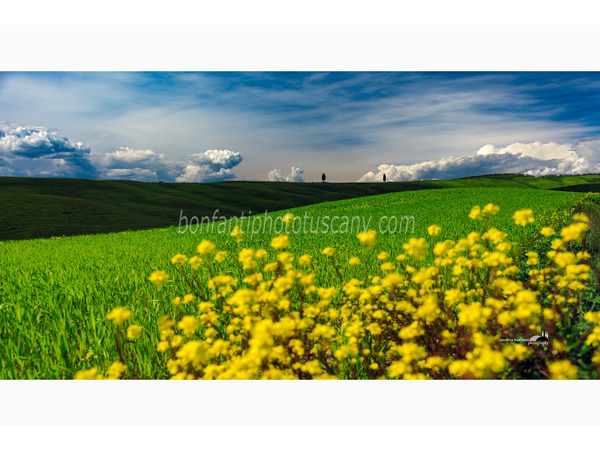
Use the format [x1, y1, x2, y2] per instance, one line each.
[2, 174, 600, 240]
[0, 186, 591, 379]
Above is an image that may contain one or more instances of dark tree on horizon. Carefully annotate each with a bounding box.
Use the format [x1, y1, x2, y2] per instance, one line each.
[383, 174, 386, 182]
[322, 173, 326, 183]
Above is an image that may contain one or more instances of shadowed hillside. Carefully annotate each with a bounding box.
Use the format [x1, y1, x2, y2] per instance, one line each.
[1, 174, 600, 240]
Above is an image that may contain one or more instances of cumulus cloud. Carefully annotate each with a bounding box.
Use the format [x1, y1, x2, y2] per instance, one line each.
[102, 168, 161, 181]
[524, 138, 600, 176]
[359, 139, 600, 182]
[267, 166, 305, 182]
[267, 169, 285, 181]
[175, 149, 243, 183]
[96, 147, 243, 182]
[94, 147, 179, 182]
[101, 148, 163, 165]
[0, 124, 244, 183]
[476, 142, 573, 160]
[0, 124, 97, 178]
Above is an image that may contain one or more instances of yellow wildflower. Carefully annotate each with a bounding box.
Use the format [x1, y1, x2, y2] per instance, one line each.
[457, 302, 492, 328]
[188, 256, 203, 270]
[377, 251, 390, 260]
[178, 316, 201, 337]
[525, 251, 539, 266]
[255, 249, 268, 258]
[444, 288, 465, 306]
[106, 362, 127, 380]
[322, 247, 335, 256]
[584, 312, 600, 324]
[149, 270, 168, 286]
[176, 341, 209, 368]
[74, 367, 102, 380]
[230, 226, 243, 242]
[402, 238, 428, 261]
[513, 209, 534, 226]
[469, 206, 482, 220]
[483, 203, 500, 215]
[278, 251, 294, 265]
[127, 325, 143, 339]
[171, 254, 187, 264]
[388, 361, 411, 378]
[573, 213, 589, 223]
[106, 307, 132, 326]
[427, 225, 441, 236]
[263, 262, 278, 272]
[502, 344, 528, 361]
[380, 262, 396, 272]
[357, 230, 376, 248]
[585, 327, 600, 347]
[560, 222, 587, 243]
[541, 227, 555, 237]
[298, 254, 312, 266]
[197, 240, 216, 254]
[214, 251, 227, 262]
[548, 360, 577, 380]
[271, 234, 290, 250]
[553, 252, 576, 268]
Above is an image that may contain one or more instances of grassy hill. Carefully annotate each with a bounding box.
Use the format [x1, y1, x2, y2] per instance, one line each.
[552, 183, 600, 193]
[1, 174, 600, 240]
[0, 186, 589, 379]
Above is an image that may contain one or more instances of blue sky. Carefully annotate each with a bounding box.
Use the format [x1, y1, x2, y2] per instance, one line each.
[2, 72, 600, 182]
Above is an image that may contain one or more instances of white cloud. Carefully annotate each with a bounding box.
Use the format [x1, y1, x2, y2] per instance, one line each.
[96, 147, 243, 183]
[103, 168, 159, 181]
[359, 139, 600, 182]
[0, 124, 245, 183]
[3, 73, 599, 182]
[0, 124, 97, 178]
[267, 166, 305, 182]
[476, 141, 573, 160]
[523, 138, 600, 176]
[287, 166, 305, 182]
[267, 169, 285, 182]
[175, 149, 242, 183]
[94, 146, 179, 181]
[101, 148, 164, 164]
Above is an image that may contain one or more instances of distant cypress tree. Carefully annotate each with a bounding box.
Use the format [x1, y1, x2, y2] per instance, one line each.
[322, 173, 326, 183]
[383, 174, 386, 182]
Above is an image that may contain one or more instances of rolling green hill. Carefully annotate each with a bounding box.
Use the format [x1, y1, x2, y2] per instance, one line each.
[1, 174, 600, 240]
[0, 186, 589, 379]
[551, 183, 600, 193]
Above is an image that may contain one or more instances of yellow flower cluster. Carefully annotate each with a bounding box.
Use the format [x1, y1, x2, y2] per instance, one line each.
[76, 204, 596, 380]
[513, 209, 535, 227]
[141, 205, 593, 380]
[75, 362, 127, 380]
[106, 307, 131, 325]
